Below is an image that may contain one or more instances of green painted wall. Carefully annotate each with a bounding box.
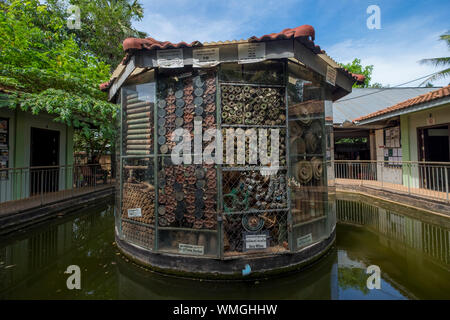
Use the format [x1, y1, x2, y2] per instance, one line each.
[400, 114, 411, 189]
[13, 110, 27, 199]
[65, 125, 74, 189]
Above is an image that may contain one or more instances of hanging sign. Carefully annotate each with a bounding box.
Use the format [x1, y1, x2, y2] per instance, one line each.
[243, 232, 268, 251]
[193, 47, 220, 67]
[179, 243, 204, 255]
[238, 43, 266, 64]
[157, 49, 184, 68]
[127, 208, 142, 218]
[326, 65, 337, 86]
[297, 233, 313, 248]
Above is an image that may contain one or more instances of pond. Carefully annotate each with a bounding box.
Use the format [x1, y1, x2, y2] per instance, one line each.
[0, 195, 449, 299]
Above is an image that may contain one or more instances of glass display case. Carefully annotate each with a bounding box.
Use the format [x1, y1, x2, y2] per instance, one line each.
[116, 58, 337, 276]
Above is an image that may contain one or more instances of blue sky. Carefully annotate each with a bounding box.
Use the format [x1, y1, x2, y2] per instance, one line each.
[133, 0, 450, 87]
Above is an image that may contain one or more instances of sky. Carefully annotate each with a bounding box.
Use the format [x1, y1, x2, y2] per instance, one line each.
[132, 0, 450, 87]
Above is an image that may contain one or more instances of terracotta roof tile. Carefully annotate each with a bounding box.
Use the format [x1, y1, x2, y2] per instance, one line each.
[123, 37, 202, 51]
[122, 25, 318, 53]
[354, 85, 450, 122]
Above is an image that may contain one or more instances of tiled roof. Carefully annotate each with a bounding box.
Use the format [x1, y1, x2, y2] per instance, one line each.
[99, 80, 113, 91]
[354, 85, 450, 122]
[122, 25, 318, 52]
[99, 25, 364, 91]
[123, 37, 202, 51]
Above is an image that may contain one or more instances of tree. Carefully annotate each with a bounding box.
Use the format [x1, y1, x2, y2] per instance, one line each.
[419, 31, 450, 85]
[340, 58, 374, 88]
[0, 0, 118, 159]
[47, 0, 147, 68]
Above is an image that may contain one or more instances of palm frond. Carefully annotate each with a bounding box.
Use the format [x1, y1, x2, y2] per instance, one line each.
[419, 68, 450, 86]
[419, 56, 450, 67]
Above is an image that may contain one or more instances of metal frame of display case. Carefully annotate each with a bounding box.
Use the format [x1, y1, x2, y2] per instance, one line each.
[116, 59, 336, 260]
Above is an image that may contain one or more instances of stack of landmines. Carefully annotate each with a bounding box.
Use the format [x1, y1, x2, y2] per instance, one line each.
[122, 221, 153, 249]
[168, 230, 217, 255]
[221, 85, 285, 125]
[157, 73, 216, 155]
[291, 189, 325, 224]
[158, 163, 217, 230]
[121, 180, 155, 248]
[125, 93, 152, 155]
[221, 129, 287, 167]
[122, 181, 155, 224]
[222, 170, 287, 211]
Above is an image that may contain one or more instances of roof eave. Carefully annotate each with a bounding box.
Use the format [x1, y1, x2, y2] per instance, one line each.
[355, 96, 450, 125]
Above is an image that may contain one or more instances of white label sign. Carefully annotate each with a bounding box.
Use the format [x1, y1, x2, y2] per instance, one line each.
[326, 65, 337, 86]
[297, 233, 313, 248]
[157, 49, 184, 68]
[245, 234, 267, 250]
[179, 243, 204, 255]
[238, 43, 266, 64]
[193, 47, 220, 67]
[127, 208, 142, 218]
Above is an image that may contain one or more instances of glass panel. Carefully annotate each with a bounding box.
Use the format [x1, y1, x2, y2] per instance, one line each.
[157, 160, 218, 231]
[292, 218, 328, 250]
[287, 61, 333, 251]
[156, 70, 216, 156]
[158, 229, 218, 257]
[122, 78, 155, 156]
[219, 60, 284, 85]
[121, 157, 155, 249]
[221, 84, 285, 125]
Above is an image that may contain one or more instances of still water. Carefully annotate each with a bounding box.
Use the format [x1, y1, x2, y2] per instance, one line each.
[0, 196, 449, 300]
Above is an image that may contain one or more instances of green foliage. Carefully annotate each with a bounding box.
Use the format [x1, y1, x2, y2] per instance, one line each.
[0, 0, 119, 156]
[340, 58, 374, 88]
[419, 31, 450, 85]
[335, 137, 368, 145]
[338, 267, 370, 294]
[47, 0, 146, 68]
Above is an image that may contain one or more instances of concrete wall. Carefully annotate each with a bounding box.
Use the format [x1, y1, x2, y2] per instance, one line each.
[0, 108, 73, 202]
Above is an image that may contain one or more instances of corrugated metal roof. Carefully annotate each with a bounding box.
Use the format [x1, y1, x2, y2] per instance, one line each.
[333, 87, 439, 125]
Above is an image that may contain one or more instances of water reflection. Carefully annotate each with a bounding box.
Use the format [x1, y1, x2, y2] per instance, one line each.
[0, 196, 448, 299]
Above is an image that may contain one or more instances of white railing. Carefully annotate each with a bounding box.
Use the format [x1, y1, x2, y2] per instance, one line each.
[334, 160, 450, 203]
[0, 163, 113, 214]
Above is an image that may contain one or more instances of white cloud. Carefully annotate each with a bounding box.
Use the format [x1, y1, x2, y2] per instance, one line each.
[133, 0, 299, 43]
[133, 12, 240, 44]
[327, 25, 449, 87]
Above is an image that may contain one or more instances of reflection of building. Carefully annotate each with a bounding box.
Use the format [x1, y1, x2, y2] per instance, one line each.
[0, 204, 113, 298]
[336, 198, 450, 266]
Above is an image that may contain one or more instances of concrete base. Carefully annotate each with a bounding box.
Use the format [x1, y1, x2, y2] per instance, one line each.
[115, 228, 336, 280]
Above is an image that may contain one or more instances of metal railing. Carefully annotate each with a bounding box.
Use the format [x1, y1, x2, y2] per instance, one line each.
[334, 160, 450, 203]
[0, 163, 113, 214]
